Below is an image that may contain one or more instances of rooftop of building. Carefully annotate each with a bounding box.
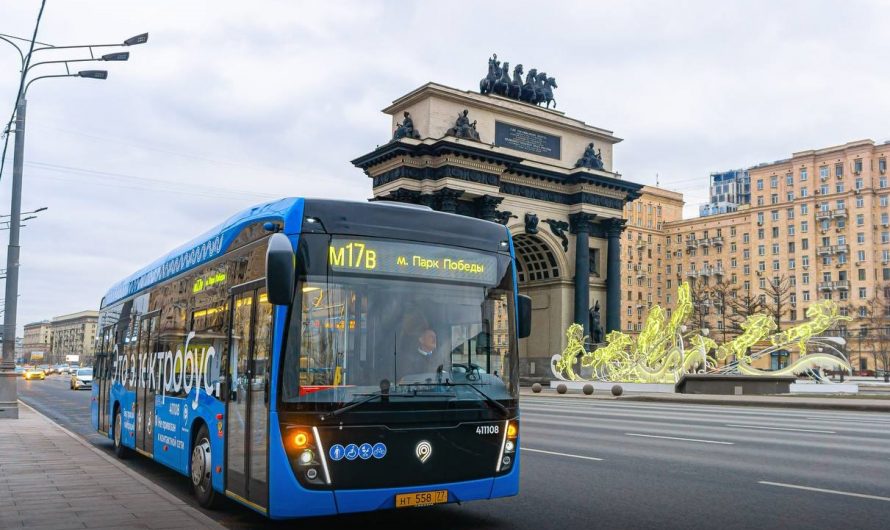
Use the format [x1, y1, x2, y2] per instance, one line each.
[747, 139, 887, 171]
[51, 310, 100, 324]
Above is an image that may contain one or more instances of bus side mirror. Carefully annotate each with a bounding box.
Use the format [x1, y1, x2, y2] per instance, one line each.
[517, 294, 532, 339]
[266, 233, 295, 305]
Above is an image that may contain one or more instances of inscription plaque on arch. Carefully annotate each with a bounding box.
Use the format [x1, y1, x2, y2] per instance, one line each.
[495, 121, 561, 159]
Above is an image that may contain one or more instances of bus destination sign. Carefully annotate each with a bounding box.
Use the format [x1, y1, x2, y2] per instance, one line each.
[328, 238, 498, 285]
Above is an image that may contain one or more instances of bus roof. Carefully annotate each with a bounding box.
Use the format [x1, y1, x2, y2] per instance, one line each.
[101, 197, 303, 308]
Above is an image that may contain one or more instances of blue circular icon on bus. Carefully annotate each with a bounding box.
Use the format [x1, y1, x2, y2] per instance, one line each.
[329, 444, 345, 462]
[344, 444, 359, 461]
[358, 443, 373, 460]
[372, 442, 387, 459]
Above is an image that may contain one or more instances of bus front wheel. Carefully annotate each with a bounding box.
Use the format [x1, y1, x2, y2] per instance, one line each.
[191, 424, 220, 509]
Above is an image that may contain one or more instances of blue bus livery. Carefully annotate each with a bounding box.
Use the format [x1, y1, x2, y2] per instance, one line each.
[92, 198, 529, 519]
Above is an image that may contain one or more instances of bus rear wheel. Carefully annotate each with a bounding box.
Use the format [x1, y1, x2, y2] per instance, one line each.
[113, 408, 129, 459]
[191, 425, 220, 509]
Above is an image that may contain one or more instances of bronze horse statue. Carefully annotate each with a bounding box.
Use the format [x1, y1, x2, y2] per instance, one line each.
[542, 76, 557, 108]
[508, 64, 524, 99]
[479, 54, 500, 95]
[493, 61, 511, 96]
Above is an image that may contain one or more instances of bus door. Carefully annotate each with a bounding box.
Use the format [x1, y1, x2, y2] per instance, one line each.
[226, 284, 272, 510]
[136, 313, 159, 455]
[97, 326, 114, 434]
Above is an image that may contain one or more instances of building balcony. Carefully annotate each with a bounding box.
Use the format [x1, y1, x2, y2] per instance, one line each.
[834, 280, 851, 290]
[713, 266, 725, 276]
[711, 236, 724, 247]
[817, 245, 833, 256]
[636, 240, 647, 249]
[686, 270, 698, 278]
[831, 209, 848, 219]
[818, 281, 834, 291]
[699, 267, 712, 277]
[815, 211, 832, 221]
[698, 238, 711, 247]
[832, 244, 849, 254]
[686, 240, 698, 250]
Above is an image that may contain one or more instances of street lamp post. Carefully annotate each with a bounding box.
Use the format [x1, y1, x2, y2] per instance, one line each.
[0, 32, 147, 420]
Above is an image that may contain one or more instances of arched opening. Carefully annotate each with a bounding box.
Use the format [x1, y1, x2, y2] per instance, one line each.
[513, 234, 561, 284]
[512, 234, 562, 381]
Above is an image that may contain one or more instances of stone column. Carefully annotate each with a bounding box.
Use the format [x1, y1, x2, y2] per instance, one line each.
[569, 213, 596, 336]
[603, 218, 626, 333]
[433, 188, 464, 213]
[474, 195, 504, 222]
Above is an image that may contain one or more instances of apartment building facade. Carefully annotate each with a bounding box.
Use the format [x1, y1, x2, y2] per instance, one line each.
[49, 310, 100, 365]
[622, 139, 890, 372]
[22, 320, 52, 360]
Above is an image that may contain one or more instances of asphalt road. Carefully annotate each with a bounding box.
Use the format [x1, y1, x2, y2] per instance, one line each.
[18, 376, 890, 529]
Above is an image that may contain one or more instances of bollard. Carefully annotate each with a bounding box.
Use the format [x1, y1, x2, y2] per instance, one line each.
[556, 383, 567, 394]
[611, 384, 623, 397]
[582, 383, 594, 396]
[531, 382, 542, 393]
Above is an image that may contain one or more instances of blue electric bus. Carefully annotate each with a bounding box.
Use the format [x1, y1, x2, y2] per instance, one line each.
[91, 198, 529, 518]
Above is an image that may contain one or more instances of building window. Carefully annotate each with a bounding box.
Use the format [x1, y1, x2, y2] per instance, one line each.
[771, 194, 779, 204]
[771, 210, 779, 222]
[788, 241, 796, 253]
[743, 233, 750, 243]
[771, 176, 778, 188]
[820, 184, 829, 195]
[800, 168, 808, 181]
[857, 214, 865, 226]
[836, 183, 844, 194]
[788, 225, 795, 236]
[789, 258, 796, 269]
[801, 188, 809, 197]
[772, 243, 779, 255]
[786, 208, 795, 220]
[757, 196, 764, 206]
[835, 163, 843, 178]
[757, 179, 764, 191]
[880, 158, 887, 174]
[786, 191, 794, 201]
[758, 228, 765, 239]
[881, 176, 888, 189]
[772, 227, 779, 238]
[856, 196, 864, 208]
[882, 232, 890, 244]
[803, 291, 811, 301]
[802, 255, 810, 267]
[860, 269, 867, 281]
[802, 272, 809, 284]
[758, 244, 765, 256]
[855, 177, 863, 190]
[859, 287, 867, 299]
[757, 212, 764, 224]
[819, 166, 829, 179]
[786, 174, 794, 186]
[882, 195, 889, 208]
[854, 159, 862, 174]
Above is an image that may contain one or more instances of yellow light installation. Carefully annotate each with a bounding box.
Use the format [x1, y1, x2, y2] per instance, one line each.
[551, 281, 852, 383]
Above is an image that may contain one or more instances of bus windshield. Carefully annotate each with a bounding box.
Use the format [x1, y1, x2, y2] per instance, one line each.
[280, 239, 517, 410]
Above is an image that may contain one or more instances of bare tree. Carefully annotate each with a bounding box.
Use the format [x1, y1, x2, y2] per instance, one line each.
[728, 286, 766, 330]
[708, 278, 739, 345]
[688, 277, 712, 333]
[758, 273, 794, 332]
[860, 284, 890, 382]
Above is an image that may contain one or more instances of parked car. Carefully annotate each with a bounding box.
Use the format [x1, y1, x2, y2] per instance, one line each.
[57, 364, 71, 375]
[70, 367, 93, 390]
[23, 367, 46, 380]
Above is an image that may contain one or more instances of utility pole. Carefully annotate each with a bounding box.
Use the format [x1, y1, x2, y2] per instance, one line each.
[0, 98, 25, 419]
[0, 31, 147, 419]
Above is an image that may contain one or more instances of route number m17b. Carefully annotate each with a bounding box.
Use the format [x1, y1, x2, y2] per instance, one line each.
[476, 425, 499, 435]
[329, 242, 377, 270]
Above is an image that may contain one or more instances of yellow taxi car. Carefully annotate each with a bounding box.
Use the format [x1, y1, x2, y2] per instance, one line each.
[23, 367, 46, 380]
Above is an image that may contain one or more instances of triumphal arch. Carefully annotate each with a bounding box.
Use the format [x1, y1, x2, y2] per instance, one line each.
[352, 56, 642, 379]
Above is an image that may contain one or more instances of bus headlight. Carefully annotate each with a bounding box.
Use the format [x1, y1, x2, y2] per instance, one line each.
[282, 425, 331, 487]
[496, 420, 518, 473]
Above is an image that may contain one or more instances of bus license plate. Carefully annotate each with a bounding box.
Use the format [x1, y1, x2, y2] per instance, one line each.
[395, 489, 448, 508]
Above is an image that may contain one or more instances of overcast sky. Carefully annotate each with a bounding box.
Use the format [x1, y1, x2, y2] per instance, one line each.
[2, 0, 889, 334]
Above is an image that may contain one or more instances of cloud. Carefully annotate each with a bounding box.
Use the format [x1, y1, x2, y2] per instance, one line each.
[1, 0, 888, 332]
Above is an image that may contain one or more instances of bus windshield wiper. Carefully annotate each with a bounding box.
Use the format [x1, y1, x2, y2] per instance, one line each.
[330, 389, 456, 417]
[445, 382, 509, 417]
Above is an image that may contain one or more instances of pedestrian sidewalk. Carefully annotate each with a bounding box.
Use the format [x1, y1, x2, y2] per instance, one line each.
[0, 403, 224, 530]
[520, 388, 890, 412]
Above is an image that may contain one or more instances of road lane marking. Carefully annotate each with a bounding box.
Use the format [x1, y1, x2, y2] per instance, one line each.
[624, 433, 734, 445]
[758, 481, 890, 502]
[520, 447, 603, 461]
[725, 424, 836, 434]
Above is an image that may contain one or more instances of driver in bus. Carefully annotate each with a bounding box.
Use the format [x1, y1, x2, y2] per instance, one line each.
[400, 328, 447, 382]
